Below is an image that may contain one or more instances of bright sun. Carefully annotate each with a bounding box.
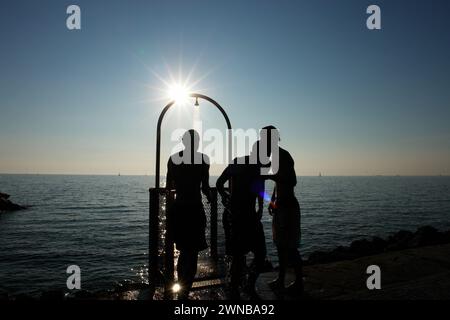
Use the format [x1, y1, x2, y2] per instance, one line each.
[168, 83, 191, 105]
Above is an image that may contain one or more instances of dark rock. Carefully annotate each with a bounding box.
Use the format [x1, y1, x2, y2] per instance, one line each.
[306, 246, 356, 265]
[0, 192, 26, 212]
[70, 290, 96, 300]
[350, 239, 374, 255]
[371, 236, 387, 252]
[41, 290, 65, 301]
[329, 246, 355, 261]
[386, 230, 414, 251]
[14, 293, 35, 301]
[408, 226, 441, 247]
[0, 192, 10, 199]
[307, 251, 329, 264]
[443, 230, 450, 243]
[306, 226, 450, 266]
[390, 230, 414, 243]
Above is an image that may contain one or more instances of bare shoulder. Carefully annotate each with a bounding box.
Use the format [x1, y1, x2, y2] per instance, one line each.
[279, 147, 294, 163]
[200, 153, 210, 165]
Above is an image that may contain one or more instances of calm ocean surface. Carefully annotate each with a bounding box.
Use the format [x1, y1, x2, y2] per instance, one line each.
[1, 174, 450, 296]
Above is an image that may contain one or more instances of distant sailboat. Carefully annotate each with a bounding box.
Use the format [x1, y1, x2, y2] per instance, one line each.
[118, 173, 121, 176]
[319, 172, 322, 177]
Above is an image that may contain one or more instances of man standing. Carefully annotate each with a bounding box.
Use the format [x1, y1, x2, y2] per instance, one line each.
[216, 142, 266, 299]
[166, 129, 212, 299]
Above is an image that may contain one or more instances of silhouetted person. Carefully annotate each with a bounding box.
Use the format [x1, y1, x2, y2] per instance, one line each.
[216, 142, 266, 299]
[166, 129, 211, 299]
[261, 125, 304, 295]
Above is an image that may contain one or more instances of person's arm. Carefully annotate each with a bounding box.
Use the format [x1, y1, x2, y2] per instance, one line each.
[166, 158, 174, 191]
[201, 155, 212, 203]
[257, 193, 264, 219]
[268, 185, 277, 216]
[271, 185, 277, 202]
[255, 178, 264, 219]
[216, 166, 231, 206]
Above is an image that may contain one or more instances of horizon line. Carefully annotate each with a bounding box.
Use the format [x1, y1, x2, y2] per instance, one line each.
[0, 173, 448, 177]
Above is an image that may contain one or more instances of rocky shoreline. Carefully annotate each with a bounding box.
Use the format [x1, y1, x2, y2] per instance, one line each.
[305, 225, 450, 265]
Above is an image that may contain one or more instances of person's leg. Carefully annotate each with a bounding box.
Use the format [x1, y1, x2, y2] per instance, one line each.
[223, 209, 233, 256]
[184, 250, 199, 290]
[247, 223, 266, 296]
[230, 254, 245, 299]
[269, 244, 287, 290]
[278, 245, 288, 283]
[177, 250, 186, 283]
[177, 250, 199, 299]
[270, 214, 286, 289]
[176, 250, 188, 298]
[246, 253, 264, 299]
[285, 247, 304, 294]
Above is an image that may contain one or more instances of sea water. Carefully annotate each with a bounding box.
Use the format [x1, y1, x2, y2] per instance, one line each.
[1, 174, 449, 296]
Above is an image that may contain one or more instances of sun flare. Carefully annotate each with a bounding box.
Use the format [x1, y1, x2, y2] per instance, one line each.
[167, 83, 191, 105]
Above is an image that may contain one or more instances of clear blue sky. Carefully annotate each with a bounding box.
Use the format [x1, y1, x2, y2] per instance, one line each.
[1, 0, 449, 175]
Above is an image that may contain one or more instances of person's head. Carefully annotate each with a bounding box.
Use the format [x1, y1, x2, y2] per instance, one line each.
[182, 129, 200, 152]
[245, 141, 261, 165]
[250, 141, 259, 158]
[260, 125, 280, 157]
